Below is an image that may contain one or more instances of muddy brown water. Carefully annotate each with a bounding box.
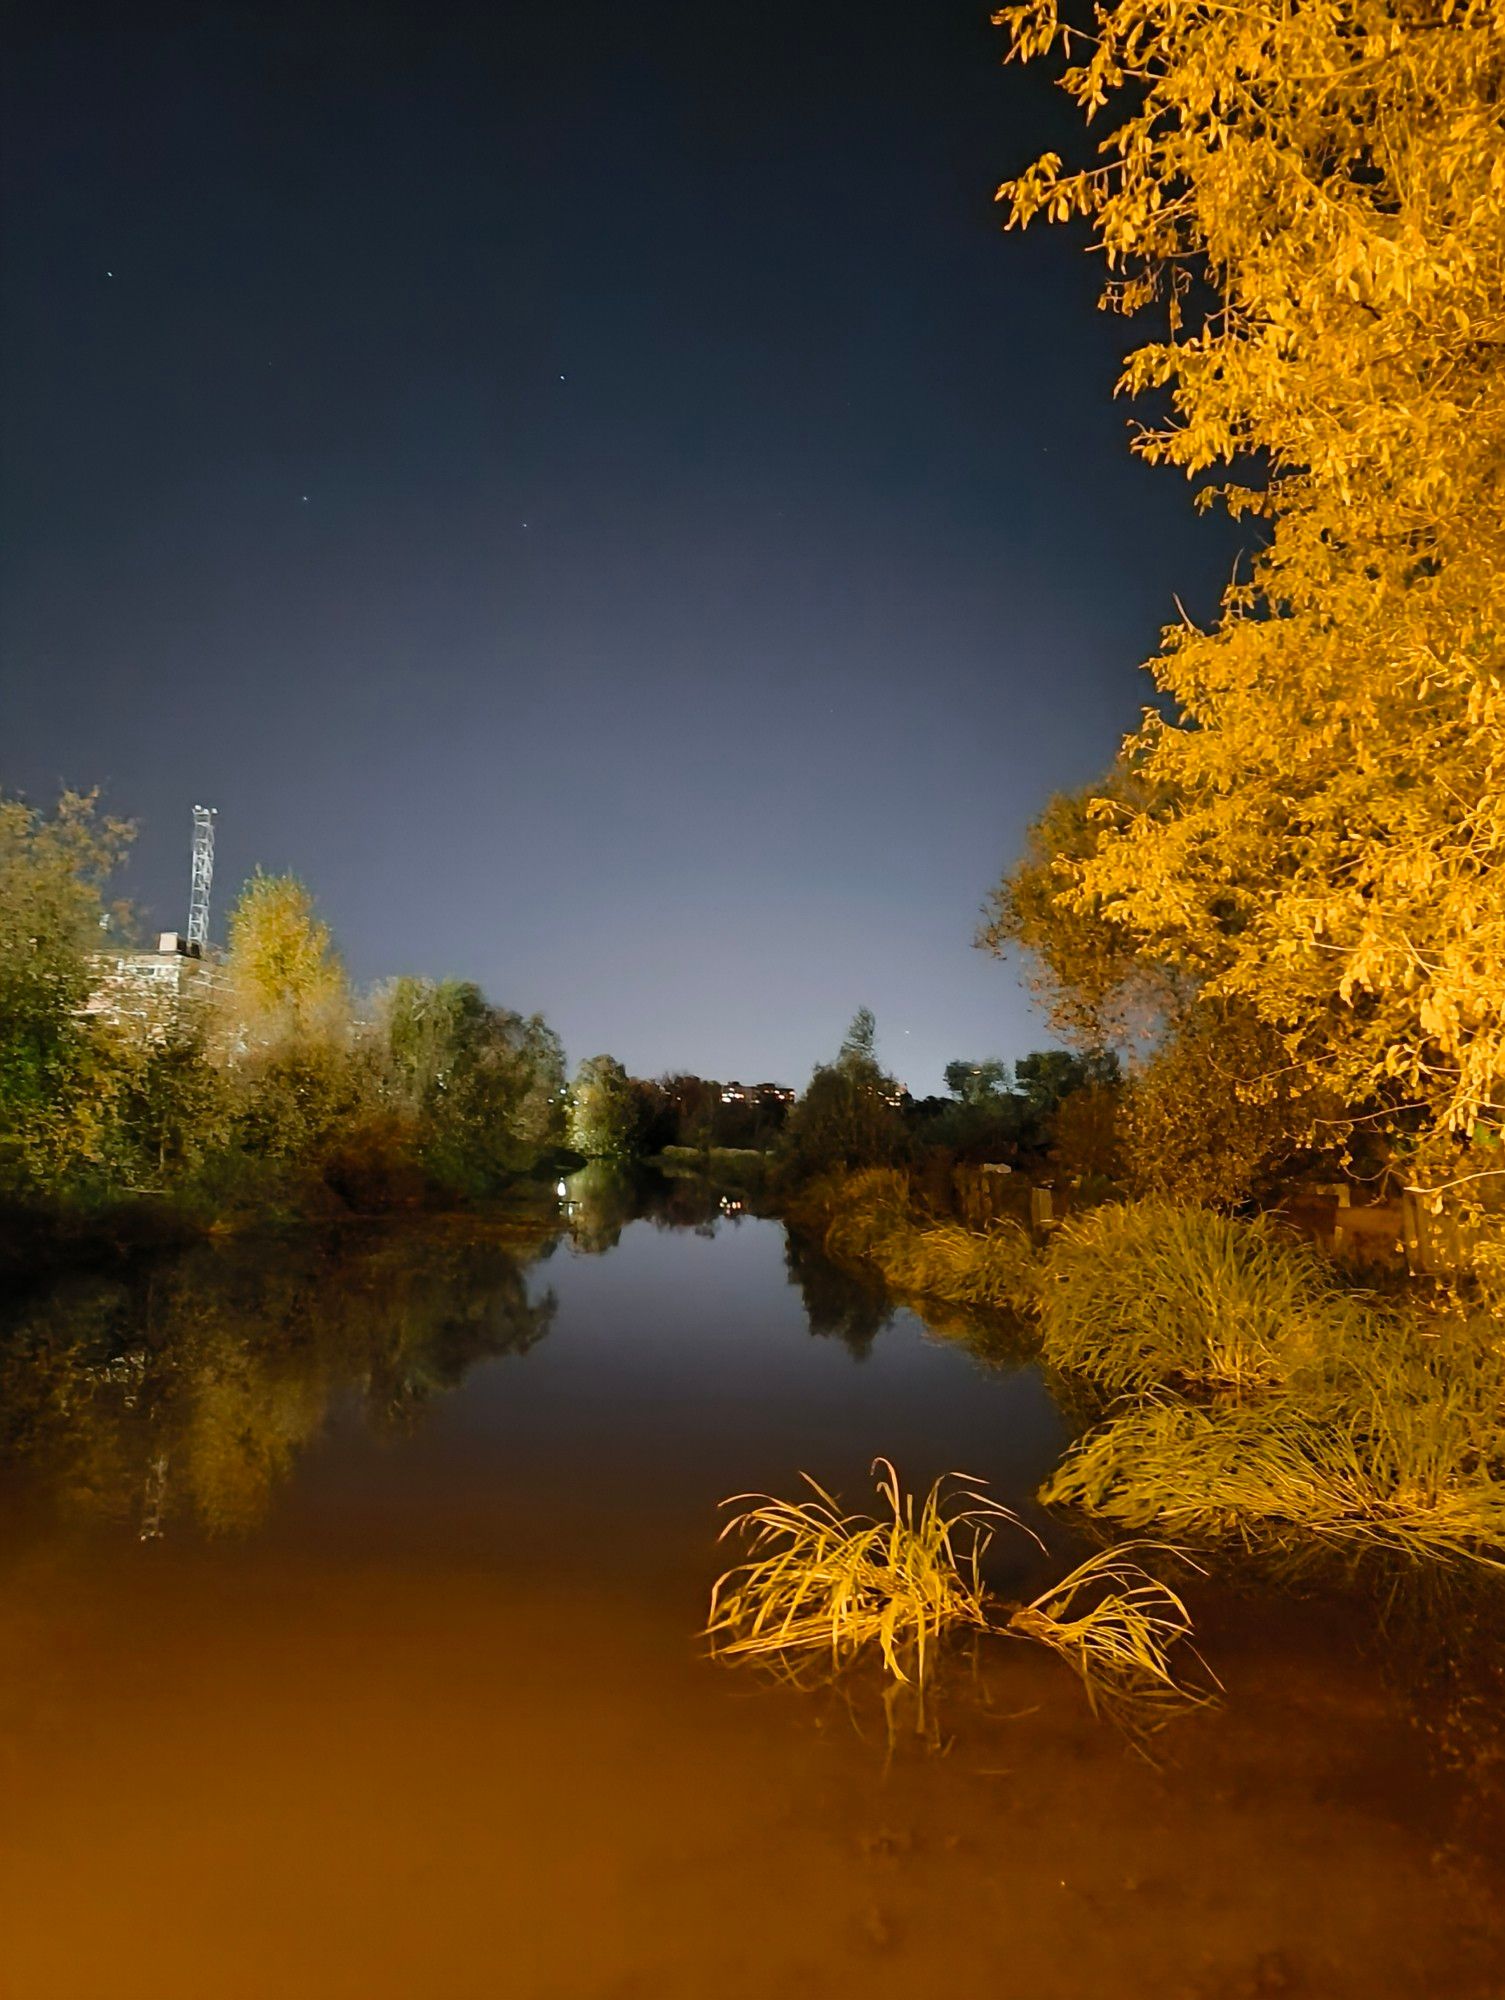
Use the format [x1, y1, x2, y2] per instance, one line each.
[1, 1196, 1502, 1999]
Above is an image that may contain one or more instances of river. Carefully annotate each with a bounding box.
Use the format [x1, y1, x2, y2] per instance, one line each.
[1, 1185, 1502, 1998]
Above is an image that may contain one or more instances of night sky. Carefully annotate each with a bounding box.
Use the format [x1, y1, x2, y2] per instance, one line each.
[1, 0, 1236, 1093]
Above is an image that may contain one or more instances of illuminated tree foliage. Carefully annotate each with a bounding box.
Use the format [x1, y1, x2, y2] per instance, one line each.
[0, 791, 134, 1191]
[989, 0, 1505, 1193]
[219, 870, 349, 1050]
[0, 799, 570, 1218]
[567, 1054, 642, 1160]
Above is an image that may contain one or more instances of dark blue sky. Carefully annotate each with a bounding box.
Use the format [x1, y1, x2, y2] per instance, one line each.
[1, 0, 1235, 1092]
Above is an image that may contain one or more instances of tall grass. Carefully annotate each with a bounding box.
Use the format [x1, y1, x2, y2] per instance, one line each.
[706, 1458, 1009, 1685]
[707, 1461, 1209, 1717]
[1038, 1199, 1360, 1395]
[876, 1219, 1040, 1313]
[1006, 1543, 1216, 1721]
[817, 1169, 1039, 1316]
[1045, 1316, 1505, 1565]
[819, 1167, 913, 1260]
[785, 1175, 1505, 1570]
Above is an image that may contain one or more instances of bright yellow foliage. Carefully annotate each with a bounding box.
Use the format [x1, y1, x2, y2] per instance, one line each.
[993, 0, 1505, 1193]
[220, 871, 348, 1050]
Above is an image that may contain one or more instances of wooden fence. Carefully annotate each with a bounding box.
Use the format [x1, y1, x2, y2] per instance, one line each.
[1270, 1189, 1481, 1278]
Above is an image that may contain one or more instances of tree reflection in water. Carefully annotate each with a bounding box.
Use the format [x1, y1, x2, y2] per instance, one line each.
[563, 1161, 749, 1247]
[782, 1228, 893, 1359]
[559, 1160, 640, 1253]
[0, 1226, 557, 1540]
[0, 1179, 839, 1542]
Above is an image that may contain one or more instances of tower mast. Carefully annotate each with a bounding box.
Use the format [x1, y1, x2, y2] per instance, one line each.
[188, 805, 216, 951]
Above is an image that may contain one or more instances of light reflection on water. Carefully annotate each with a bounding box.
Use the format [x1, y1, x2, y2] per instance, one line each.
[0, 1196, 1502, 1998]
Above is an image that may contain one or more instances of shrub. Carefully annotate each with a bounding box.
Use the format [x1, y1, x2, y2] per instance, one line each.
[1118, 1007, 1316, 1209]
[1048, 1081, 1123, 1185]
[657, 1144, 769, 1191]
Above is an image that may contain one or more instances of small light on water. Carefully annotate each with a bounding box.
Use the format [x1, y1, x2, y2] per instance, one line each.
[556, 1179, 568, 1198]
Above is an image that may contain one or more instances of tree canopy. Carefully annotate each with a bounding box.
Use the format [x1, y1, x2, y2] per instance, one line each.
[0, 791, 571, 1216]
[0, 791, 134, 1191]
[220, 871, 348, 1050]
[379, 977, 566, 1189]
[989, 0, 1505, 1195]
[780, 1011, 908, 1179]
[567, 1055, 642, 1160]
[944, 1058, 1012, 1104]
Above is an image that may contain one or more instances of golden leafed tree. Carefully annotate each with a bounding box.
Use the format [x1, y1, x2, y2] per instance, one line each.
[219, 871, 349, 1050]
[989, 0, 1505, 1195]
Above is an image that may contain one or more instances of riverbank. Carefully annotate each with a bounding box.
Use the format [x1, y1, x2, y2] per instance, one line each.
[650, 1144, 771, 1194]
[788, 1169, 1505, 1571]
[0, 1159, 578, 1287]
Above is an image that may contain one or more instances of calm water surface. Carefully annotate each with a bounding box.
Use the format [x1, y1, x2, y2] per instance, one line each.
[1, 1191, 1502, 1999]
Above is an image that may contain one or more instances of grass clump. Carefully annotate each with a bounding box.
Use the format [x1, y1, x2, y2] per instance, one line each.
[1007, 1542, 1215, 1721]
[818, 1169, 1039, 1317]
[876, 1219, 1039, 1313]
[1045, 1315, 1505, 1566]
[707, 1460, 1209, 1719]
[1039, 1198, 1359, 1396]
[706, 1458, 1005, 1687]
[818, 1168, 914, 1260]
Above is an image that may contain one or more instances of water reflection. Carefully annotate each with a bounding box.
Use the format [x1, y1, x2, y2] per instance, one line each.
[782, 1227, 894, 1358]
[559, 1160, 639, 1252]
[0, 1226, 556, 1538]
[1, 1205, 1503, 1996]
[562, 1160, 750, 1247]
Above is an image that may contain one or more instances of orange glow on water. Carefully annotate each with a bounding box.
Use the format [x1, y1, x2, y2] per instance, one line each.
[0, 1220, 1500, 1997]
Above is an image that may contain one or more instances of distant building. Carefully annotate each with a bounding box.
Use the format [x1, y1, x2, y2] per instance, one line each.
[84, 931, 210, 1036]
[719, 1080, 796, 1108]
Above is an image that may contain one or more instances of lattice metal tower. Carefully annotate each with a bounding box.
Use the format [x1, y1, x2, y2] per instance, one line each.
[188, 805, 216, 951]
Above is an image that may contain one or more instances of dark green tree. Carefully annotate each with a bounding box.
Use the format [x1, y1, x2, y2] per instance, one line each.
[840, 1007, 878, 1065]
[780, 1012, 907, 1182]
[380, 977, 566, 1190]
[1013, 1049, 1120, 1121]
[943, 1058, 1012, 1105]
